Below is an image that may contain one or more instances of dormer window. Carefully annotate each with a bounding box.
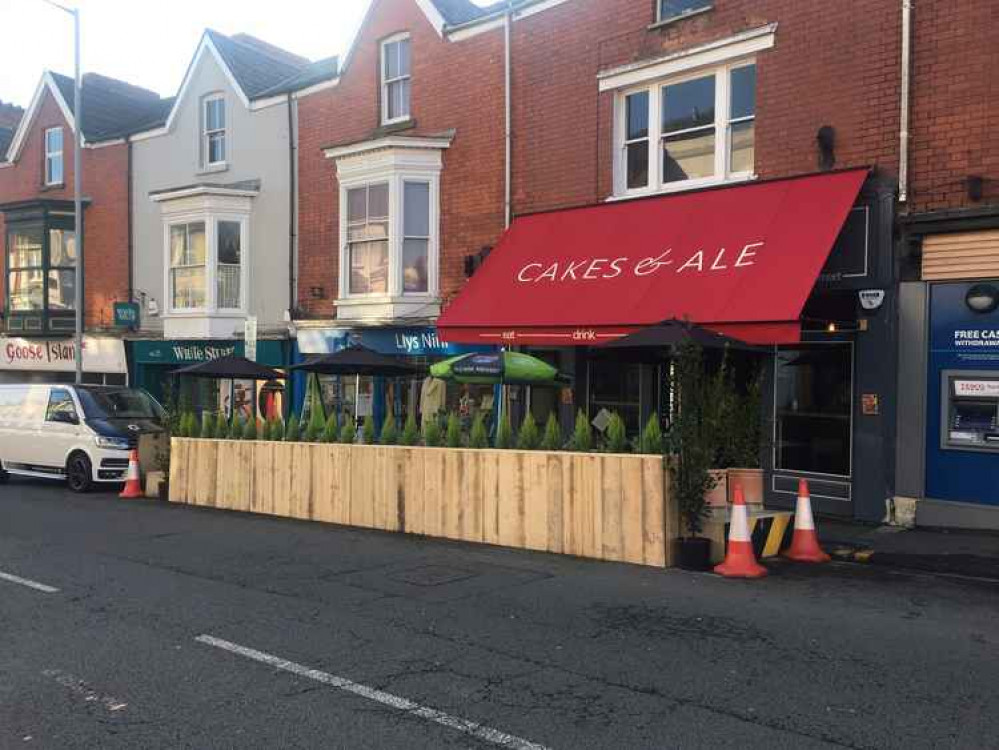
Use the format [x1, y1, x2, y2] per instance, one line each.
[202, 94, 226, 168]
[657, 1, 713, 24]
[44, 127, 63, 186]
[381, 34, 411, 125]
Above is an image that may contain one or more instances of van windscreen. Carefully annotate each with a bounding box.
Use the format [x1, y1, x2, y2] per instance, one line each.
[78, 389, 164, 421]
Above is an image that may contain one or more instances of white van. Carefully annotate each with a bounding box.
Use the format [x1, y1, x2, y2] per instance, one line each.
[0, 384, 165, 492]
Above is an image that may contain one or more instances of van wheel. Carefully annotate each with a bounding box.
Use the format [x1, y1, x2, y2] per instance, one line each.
[66, 453, 93, 493]
[0, 465, 8, 484]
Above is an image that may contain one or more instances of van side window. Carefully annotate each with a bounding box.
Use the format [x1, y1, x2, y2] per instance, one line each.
[46, 389, 78, 423]
[0, 387, 28, 420]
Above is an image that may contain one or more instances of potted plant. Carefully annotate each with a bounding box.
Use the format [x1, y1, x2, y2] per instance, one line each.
[669, 339, 719, 570]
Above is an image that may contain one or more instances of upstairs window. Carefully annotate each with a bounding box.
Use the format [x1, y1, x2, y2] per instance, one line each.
[617, 62, 756, 195]
[346, 183, 390, 295]
[170, 221, 207, 310]
[657, 1, 713, 23]
[44, 127, 63, 185]
[381, 34, 411, 124]
[203, 94, 226, 167]
[168, 217, 246, 313]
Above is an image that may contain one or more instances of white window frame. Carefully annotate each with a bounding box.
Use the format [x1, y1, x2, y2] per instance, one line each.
[44, 126, 63, 186]
[337, 170, 439, 303]
[380, 33, 412, 126]
[202, 93, 227, 169]
[657, 0, 713, 24]
[613, 59, 756, 198]
[162, 210, 249, 316]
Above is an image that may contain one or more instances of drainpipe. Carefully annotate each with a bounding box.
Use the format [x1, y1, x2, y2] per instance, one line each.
[898, 0, 912, 203]
[127, 135, 134, 306]
[287, 92, 297, 320]
[504, 0, 513, 228]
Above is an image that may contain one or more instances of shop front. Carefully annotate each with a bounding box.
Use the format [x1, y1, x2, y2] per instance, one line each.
[438, 168, 895, 521]
[0, 335, 128, 385]
[130, 339, 289, 418]
[293, 326, 493, 428]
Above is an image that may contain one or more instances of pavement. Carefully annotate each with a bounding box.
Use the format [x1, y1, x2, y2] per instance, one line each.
[818, 518, 999, 579]
[1, 476, 998, 749]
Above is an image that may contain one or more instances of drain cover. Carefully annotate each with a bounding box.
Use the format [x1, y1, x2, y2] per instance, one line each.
[386, 565, 479, 587]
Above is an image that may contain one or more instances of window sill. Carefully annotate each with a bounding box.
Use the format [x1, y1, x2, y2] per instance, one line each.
[197, 162, 229, 176]
[607, 173, 757, 202]
[335, 294, 441, 323]
[648, 6, 713, 31]
[39, 182, 66, 192]
[374, 118, 417, 136]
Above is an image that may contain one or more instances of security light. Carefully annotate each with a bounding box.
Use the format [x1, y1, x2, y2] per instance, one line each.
[966, 284, 999, 314]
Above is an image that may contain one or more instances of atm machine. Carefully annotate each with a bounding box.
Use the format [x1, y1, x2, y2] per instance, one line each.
[940, 372, 999, 451]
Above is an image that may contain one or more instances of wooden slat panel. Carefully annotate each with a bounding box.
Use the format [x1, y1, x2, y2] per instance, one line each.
[601, 457, 624, 562]
[545, 453, 564, 554]
[331, 445, 350, 525]
[251, 442, 273, 515]
[272, 443, 294, 519]
[460, 450, 483, 542]
[497, 452, 525, 548]
[168, 438, 188, 503]
[401, 447, 424, 535]
[442, 449, 462, 539]
[523, 453, 549, 552]
[482, 447, 501, 545]
[423, 449, 444, 538]
[922, 231, 999, 281]
[643, 458, 668, 567]
[620, 458, 645, 565]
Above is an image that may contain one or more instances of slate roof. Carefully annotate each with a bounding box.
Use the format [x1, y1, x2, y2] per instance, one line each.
[431, 0, 527, 26]
[49, 72, 171, 141]
[0, 126, 15, 156]
[206, 30, 322, 100]
[256, 56, 339, 98]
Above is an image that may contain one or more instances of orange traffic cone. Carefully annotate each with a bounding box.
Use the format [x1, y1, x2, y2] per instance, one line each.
[714, 484, 767, 578]
[119, 449, 143, 499]
[784, 479, 830, 562]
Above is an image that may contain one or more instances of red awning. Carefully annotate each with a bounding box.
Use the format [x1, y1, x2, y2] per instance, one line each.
[437, 169, 868, 346]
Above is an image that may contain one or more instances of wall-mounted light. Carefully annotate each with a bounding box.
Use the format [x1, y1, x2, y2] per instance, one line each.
[826, 322, 838, 333]
[966, 283, 999, 314]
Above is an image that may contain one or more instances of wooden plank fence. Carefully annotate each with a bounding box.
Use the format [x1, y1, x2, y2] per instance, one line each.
[169, 439, 675, 567]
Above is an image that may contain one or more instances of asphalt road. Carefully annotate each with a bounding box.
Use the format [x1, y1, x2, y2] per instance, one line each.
[0, 478, 996, 750]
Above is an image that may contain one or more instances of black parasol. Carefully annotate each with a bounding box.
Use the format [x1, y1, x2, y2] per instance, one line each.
[600, 320, 764, 351]
[172, 355, 284, 380]
[288, 345, 417, 377]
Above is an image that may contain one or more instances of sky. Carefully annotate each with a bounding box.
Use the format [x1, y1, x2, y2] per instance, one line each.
[0, 0, 477, 108]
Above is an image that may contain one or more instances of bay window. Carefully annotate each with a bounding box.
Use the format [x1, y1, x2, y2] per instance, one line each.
[165, 216, 246, 314]
[3, 209, 77, 333]
[616, 62, 757, 195]
[169, 221, 207, 310]
[327, 136, 448, 322]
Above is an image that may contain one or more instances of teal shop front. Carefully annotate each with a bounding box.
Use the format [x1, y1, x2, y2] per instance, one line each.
[130, 339, 289, 417]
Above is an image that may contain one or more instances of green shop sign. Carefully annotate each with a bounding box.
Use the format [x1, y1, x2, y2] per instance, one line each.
[132, 339, 285, 366]
[113, 302, 140, 329]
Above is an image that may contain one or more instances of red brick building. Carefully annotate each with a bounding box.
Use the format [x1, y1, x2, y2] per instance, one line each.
[894, 1, 999, 529]
[294, 0, 905, 523]
[0, 72, 168, 383]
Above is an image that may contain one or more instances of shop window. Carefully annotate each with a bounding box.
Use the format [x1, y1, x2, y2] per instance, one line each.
[381, 34, 411, 125]
[167, 217, 247, 314]
[774, 344, 852, 476]
[589, 359, 644, 435]
[616, 62, 756, 195]
[4, 217, 76, 333]
[44, 127, 64, 185]
[202, 94, 226, 168]
[657, 0, 712, 24]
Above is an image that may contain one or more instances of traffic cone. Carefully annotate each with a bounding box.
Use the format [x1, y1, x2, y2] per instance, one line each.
[714, 484, 767, 578]
[119, 449, 143, 499]
[784, 479, 830, 563]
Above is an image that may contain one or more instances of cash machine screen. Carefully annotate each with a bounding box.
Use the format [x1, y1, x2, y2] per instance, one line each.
[943, 374, 999, 450]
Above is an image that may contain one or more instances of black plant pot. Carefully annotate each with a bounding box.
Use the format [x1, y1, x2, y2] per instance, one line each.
[158, 480, 170, 503]
[676, 537, 712, 571]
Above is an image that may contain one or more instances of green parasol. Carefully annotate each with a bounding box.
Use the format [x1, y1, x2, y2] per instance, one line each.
[430, 351, 559, 385]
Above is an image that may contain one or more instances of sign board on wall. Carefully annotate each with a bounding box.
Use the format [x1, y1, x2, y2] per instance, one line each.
[954, 379, 999, 398]
[297, 327, 492, 357]
[113, 302, 140, 329]
[0, 336, 127, 374]
[244, 316, 258, 362]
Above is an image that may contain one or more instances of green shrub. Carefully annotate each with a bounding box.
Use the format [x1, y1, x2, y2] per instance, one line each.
[321, 413, 339, 443]
[284, 413, 301, 442]
[380, 414, 398, 445]
[339, 417, 356, 444]
[264, 416, 280, 441]
[228, 415, 244, 441]
[401, 413, 420, 446]
[243, 417, 258, 441]
[468, 413, 489, 448]
[570, 410, 592, 452]
[540, 412, 561, 451]
[303, 407, 325, 442]
[605, 412, 628, 454]
[362, 416, 376, 444]
[200, 412, 214, 439]
[516, 412, 539, 450]
[445, 412, 463, 448]
[638, 414, 663, 455]
[423, 417, 442, 447]
[494, 411, 513, 449]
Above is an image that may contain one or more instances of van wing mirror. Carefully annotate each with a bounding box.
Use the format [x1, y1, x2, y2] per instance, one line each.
[51, 410, 80, 425]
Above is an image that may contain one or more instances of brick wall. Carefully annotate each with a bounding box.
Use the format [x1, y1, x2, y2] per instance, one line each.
[0, 90, 130, 330]
[296, 0, 506, 317]
[297, 0, 904, 315]
[907, 0, 998, 214]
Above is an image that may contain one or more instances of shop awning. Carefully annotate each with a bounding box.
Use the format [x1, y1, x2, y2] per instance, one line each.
[437, 169, 868, 346]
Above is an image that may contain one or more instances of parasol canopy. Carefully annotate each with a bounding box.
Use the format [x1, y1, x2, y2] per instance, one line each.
[288, 345, 418, 377]
[430, 351, 559, 385]
[172, 355, 284, 380]
[600, 320, 764, 352]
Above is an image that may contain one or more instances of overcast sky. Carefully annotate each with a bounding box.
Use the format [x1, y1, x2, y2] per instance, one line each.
[0, 0, 486, 108]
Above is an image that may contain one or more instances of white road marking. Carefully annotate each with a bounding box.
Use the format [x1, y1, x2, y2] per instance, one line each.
[196, 634, 550, 750]
[0, 570, 59, 594]
[41, 670, 128, 713]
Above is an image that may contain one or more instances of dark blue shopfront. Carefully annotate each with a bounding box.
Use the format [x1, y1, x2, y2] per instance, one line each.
[292, 327, 493, 426]
[926, 281, 999, 507]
